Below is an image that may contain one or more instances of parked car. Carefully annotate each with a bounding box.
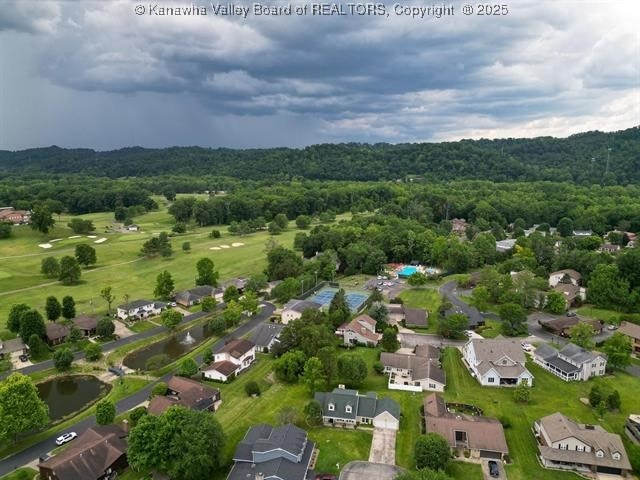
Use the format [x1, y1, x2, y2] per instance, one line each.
[488, 460, 500, 477]
[566, 311, 577, 317]
[169, 302, 177, 307]
[521, 343, 533, 352]
[607, 324, 618, 330]
[55, 432, 78, 446]
[464, 330, 475, 337]
[18, 354, 29, 362]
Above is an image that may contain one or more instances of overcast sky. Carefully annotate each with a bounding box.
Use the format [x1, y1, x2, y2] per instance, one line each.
[0, 0, 638, 150]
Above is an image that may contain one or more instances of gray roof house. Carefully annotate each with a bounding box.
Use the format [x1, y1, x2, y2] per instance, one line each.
[227, 424, 315, 480]
[281, 300, 323, 324]
[463, 336, 534, 387]
[174, 285, 219, 307]
[534, 412, 632, 476]
[380, 344, 445, 392]
[250, 322, 284, 352]
[314, 387, 400, 430]
[534, 343, 607, 381]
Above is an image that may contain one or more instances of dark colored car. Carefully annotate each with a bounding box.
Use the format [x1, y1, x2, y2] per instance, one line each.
[566, 311, 577, 317]
[19, 354, 29, 362]
[488, 460, 500, 477]
[315, 475, 337, 480]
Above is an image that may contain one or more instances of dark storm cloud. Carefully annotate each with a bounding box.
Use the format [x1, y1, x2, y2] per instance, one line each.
[0, 0, 637, 149]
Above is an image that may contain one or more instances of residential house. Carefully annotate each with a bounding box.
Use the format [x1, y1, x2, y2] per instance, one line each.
[148, 375, 221, 415]
[227, 424, 315, 480]
[463, 336, 534, 387]
[618, 321, 640, 355]
[625, 415, 640, 445]
[337, 314, 381, 347]
[549, 269, 582, 288]
[451, 218, 468, 235]
[72, 314, 99, 336]
[384, 304, 427, 328]
[534, 412, 632, 476]
[424, 393, 509, 460]
[553, 283, 587, 308]
[380, 344, 445, 392]
[539, 316, 603, 337]
[0, 207, 31, 225]
[45, 323, 70, 346]
[250, 322, 284, 352]
[126, 224, 139, 231]
[38, 425, 128, 480]
[314, 387, 400, 430]
[573, 230, 594, 237]
[281, 299, 323, 324]
[495, 239, 517, 253]
[533, 343, 607, 381]
[116, 300, 167, 321]
[202, 339, 256, 382]
[221, 277, 248, 294]
[444, 305, 485, 330]
[0, 338, 28, 360]
[174, 285, 220, 307]
[600, 243, 621, 254]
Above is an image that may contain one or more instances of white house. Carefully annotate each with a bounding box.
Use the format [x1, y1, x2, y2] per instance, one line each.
[281, 299, 323, 324]
[116, 300, 167, 321]
[202, 339, 256, 382]
[463, 336, 534, 387]
[549, 269, 582, 288]
[533, 343, 607, 381]
[496, 239, 517, 253]
[337, 314, 381, 347]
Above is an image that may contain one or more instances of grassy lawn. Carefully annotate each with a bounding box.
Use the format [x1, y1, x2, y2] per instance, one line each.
[442, 347, 640, 480]
[399, 287, 441, 333]
[577, 305, 621, 324]
[476, 319, 502, 338]
[127, 319, 158, 333]
[310, 428, 372, 474]
[0, 468, 37, 480]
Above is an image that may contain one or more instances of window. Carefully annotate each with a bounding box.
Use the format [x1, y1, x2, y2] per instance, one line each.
[328, 403, 335, 412]
[596, 450, 604, 458]
[613, 452, 620, 460]
[576, 445, 584, 452]
[559, 444, 568, 450]
[429, 383, 436, 389]
[345, 405, 352, 414]
[591, 363, 596, 368]
[488, 377, 495, 383]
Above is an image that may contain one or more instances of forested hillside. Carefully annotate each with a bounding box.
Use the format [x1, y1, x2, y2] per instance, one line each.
[0, 127, 638, 183]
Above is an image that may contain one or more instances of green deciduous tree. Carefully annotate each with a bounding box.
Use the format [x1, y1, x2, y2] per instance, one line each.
[208, 316, 226, 335]
[75, 244, 97, 267]
[140, 232, 172, 258]
[471, 285, 490, 312]
[161, 309, 182, 331]
[271, 277, 301, 303]
[415, 433, 450, 471]
[69, 326, 82, 343]
[195, 258, 219, 286]
[128, 406, 226, 480]
[154, 270, 175, 300]
[100, 286, 116, 314]
[30, 205, 55, 234]
[151, 382, 168, 397]
[301, 357, 325, 395]
[20, 309, 46, 342]
[222, 301, 243, 328]
[557, 217, 574, 237]
[329, 288, 351, 329]
[201, 296, 217, 312]
[546, 291, 567, 314]
[62, 296, 76, 320]
[381, 328, 400, 352]
[67, 218, 95, 234]
[499, 303, 528, 336]
[96, 399, 116, 425]
[304, 400, 323, 426]
[97, 318, 115, 338]
[240, 291, 259, 315]
[274, 350, 307, 383]
[179, 358, 199, 377]
[437, 313, 468, 339]
[338, 354, 368, 388]
[223, 285, 240, 303]
[265, 246, 303, 281]
[588, 264, 631, 310]
[85, 343, 102, 361]
[0, 373, 49, 441]
[28, 334, 48, 360]
[513, 379, 531, 403]
[602, 332, 633, 370]
[0, 222, 11, 239]
[40, 257, 60, 278]
[58, 256, 81, 284]
[53, 347, 74, 371]
[7, 304, 29, 333]
[45, 296, 61, 321]
[295, 215, 312, 229]
[569, 322, 596, 350]
[245, 380, 261, 397]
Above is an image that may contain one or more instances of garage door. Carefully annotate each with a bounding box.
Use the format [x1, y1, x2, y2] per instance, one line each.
[479, 450, 502, 460]
[596, 466, 622, 475]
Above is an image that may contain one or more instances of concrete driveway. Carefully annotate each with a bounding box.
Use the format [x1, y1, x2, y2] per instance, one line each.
[481, 459, 507, 480]
[399, 332, 466, 349]
[369, 428, 396, 465]
[339, 461, 403, 480]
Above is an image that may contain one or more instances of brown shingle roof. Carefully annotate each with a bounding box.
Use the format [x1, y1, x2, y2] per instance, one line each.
[424, 393, 508, 454]
[404, 307, 427, 326]
[344, 315, 380, 342]
[39, 425, 127, 480]
[619, 321, 640, 340]
[218, 339, 255, 358]
[72, 314, 98, 330]
[206, 360, 239, 377]
[553, 283, 580, 302]
[45, 322, 70, 341]
[550, 269, 582, 281]
[469, 337, 526, 364]
[147, 395, 177, 416]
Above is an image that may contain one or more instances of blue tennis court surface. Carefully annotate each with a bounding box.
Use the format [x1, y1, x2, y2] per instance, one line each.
[309, 287, 369, 312]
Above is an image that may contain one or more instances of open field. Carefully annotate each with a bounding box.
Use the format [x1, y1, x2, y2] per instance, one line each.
[399, 287, 442, 333]
[0, 205, 337, 330]
[442, 348, 640, 480]
[577, 305, 621, 324]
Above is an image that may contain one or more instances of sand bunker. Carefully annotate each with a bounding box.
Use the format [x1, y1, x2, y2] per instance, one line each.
[210, 247, 221, 250]
[220, 245, 231, 249]
[50, 238, 62, 242]
[69, 235, 82, 239]
[87, 235, 97, 239]
[38, 243, 52, 249]
[231, 242, 245, 247]
[94, 238, 107, 244]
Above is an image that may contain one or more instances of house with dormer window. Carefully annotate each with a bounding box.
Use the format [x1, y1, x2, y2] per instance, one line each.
[463, 336, 533, 387]
[534, 343, 607, 381]
[534, 412, 631, 476]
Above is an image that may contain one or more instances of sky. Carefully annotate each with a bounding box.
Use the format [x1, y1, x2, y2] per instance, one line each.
[0, 0, 638, 150]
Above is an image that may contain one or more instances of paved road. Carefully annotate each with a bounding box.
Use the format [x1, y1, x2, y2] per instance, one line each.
[0, 303, 275, 476]
[439, 281, 484, 328]
[2, 310, 212, 380]
[399, 332, 466, 349]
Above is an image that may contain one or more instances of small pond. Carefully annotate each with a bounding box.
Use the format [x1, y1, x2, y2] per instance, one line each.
[37, 375, 111, 422]
[123, 322, 213, 371]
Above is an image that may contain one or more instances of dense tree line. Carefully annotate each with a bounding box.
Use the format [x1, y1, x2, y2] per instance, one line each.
[0, 127, 637, 183]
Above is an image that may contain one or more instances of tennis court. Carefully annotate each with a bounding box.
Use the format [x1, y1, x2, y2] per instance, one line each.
[308, 287, 369, 312]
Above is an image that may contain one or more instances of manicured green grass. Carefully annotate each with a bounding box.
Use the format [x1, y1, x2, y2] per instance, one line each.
[442, 347, 640, 480]
[310, 428, 372, 474]
[445, 461, 483, 479]
[0, 467, 37, 480]
[399, 287, 441, 333]
[127, 319, 158, 333]
[476, 319, 502, 338]
[577, 305, 621, 324]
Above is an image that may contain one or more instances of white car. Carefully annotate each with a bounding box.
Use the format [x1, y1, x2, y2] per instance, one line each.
[464, 330, 475, 337]
[607, 324, 618, 331]
[521, 343, 533, 352]
[55, 432, 78, 446]
[169, 302, 177, 307]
